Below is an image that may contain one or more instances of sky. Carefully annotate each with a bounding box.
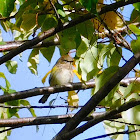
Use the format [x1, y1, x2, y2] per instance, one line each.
[0, 3, 138, 140]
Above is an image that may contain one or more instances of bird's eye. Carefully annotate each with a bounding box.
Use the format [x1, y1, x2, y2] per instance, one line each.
[64, 60, 73, 63]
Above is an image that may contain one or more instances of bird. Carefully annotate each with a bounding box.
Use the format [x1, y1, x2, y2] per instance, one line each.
[39, 54, 74, 103]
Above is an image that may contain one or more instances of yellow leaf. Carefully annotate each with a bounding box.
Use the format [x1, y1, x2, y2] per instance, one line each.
[43, 0, 57, 13]
[92, 11, 123, 33]
[67, 91, 79, 111]
[42, 70, 52, 84]
[92, 18, 104, 33]
[135, 69, 140, 77]
[96, 0, 104, 12]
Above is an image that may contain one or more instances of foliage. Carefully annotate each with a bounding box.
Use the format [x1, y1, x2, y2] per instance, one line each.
[0, 0, 140, 139]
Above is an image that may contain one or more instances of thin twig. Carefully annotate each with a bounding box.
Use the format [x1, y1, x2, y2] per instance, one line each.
[0, 13, 17, 21]
[49, 0, 60, 20]
[109, 119, 140, 127]
[0, 105, 83, 109]
[85, 129, 140, 140]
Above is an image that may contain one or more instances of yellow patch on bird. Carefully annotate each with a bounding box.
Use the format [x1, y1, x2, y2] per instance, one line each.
[67, 91, 79, 111]
[42, 70, 52, 84]
[73, 69, 82, 81]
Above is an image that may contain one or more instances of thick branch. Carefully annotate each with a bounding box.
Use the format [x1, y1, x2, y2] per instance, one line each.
[0, 22, 139, 52]
[53, 52, 140, 140]
[0, 0, 139, 65]
[0, 77, 139, 103]
[0, 112, 116, 127]
[58, 97, 140, 139]
[0, 40, 60, 52]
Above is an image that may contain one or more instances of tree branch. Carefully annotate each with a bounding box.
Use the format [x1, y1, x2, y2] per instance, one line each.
[109, 119, 140, 127]
[0, 0, 138, 65]
[0, 112, 105, 127]
[59, 97, 140, 139]
[0, 104, 83, 109]
[0, 40, 60, 52]
[85, 129, 140, 140]
[0, 22, 139, 52]
[0, 77, 139, 103]
[1, 96, 140, 136]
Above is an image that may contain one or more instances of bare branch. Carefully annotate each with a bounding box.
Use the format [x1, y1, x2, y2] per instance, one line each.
[0, 77, 139, 103]
[0, 104, 83, 109]
[0, 81, 94, 103]
[0, 40, 60, 52]
[85, 129, 140, 140]
[0, 112, 121, 127]
[109, 119, 140, 127]
[1, 96, 140, 136]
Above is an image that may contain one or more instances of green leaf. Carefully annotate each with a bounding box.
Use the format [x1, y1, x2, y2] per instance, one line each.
[38, 15, 57, 31]
[55, 2, 66, 17]
[129, 125, 140, 140]
[106, 44, 122, 67]
[133, 2, 140, 12]
[27, 49, 39, 75]
[18, 0, 26, 5]
[129, 24, 140, 35]
[58, 9, 66, 17]
[122, 93, 140, 139]
[131, 37, 140, 54]
[0, 72, 11, 91]
[20, 13, 36, 32]
[40, 46, 55, 62]
[0, 72, 5, 79]
[92, 66, 120, 107]
[59, 27, 81, 55]
[0, 0, 16, 17]
[5, 60, 18, 74]
[75, 37, 100, 81]
[130, 9, 140, 23]
[0, 127, 9, 140]
[76, 20, 95, 40]
[79, 0, 97, 13]
[20, 100, 36, 117]
[95, 66, 119, 93]
[97, 44, 109, 68]
[104, 119, 125, 140]
[0, 20, 11, 32]
[0, 41, 6, 45]
[5, 99, 20, 118]
[123, 83, 133, 99]
[123, 82, 140, 99]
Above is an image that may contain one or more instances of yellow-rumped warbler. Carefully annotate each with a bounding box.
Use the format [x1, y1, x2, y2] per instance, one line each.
[39, 54, 74, 103]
